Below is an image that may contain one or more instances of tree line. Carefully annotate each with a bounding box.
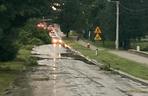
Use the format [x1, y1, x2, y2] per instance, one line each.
[0, 0, 52, 61]
[52, 0, 148, 49]
[0, 0, 148, 61]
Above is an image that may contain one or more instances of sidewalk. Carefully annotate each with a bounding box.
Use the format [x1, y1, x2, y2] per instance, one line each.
[109, 50, 148, 65]
[77, 39, 148, 66]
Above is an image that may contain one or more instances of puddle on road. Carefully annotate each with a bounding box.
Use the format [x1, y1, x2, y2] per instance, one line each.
[33, 47, 96, 66]
[4, 46, 148, 96]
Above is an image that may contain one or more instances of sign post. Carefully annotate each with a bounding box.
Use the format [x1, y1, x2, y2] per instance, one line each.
[94, 26, 102, 56]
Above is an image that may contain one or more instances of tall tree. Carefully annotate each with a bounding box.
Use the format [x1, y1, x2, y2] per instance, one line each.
[55, 0, 115, 39]
[58, 0, 81, 37]
[0, 0, 51, 61]
[120, 0, 148, 49]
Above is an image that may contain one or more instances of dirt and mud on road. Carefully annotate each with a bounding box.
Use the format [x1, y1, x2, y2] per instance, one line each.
[4, 45, 148, 96]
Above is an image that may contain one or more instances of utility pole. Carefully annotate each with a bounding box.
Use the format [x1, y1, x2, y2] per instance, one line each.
[116, 1, 119, 50]
[108, 0, 120, 50]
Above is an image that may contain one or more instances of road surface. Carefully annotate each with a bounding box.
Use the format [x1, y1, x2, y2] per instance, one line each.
[5, 44, 148, 96]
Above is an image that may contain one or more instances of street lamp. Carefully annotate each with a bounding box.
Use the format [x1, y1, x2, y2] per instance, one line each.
[107, 0, 120, 50]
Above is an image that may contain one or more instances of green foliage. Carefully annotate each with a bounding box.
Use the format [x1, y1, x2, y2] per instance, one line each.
[57, 0, 148, 50]
[100, 63, 111, 71]
[0, 5, 7, 12]
[131, 41, 148, 51]
[26, 57, 38, 66]
[55, 0, 116, 41]
[58, 0, 82, 37]
[16, 48, 31, 62]
[16, 45, 37, 66]
[0, 72, 18, 94]
[85, 40, 115, 49]
[0, 41, 18, 61]
[0, 45, 37, 94]
[18, 18, 51, 45]
[119, 0, 148, 49]
[0, 0, 52, 61]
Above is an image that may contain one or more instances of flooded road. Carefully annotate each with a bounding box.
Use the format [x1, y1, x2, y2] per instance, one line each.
[29, 44, 148, 96]
[6, 44, 148, 96]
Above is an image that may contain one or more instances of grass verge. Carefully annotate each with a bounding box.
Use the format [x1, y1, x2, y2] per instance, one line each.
[64, 38, 148, 80]
[0, 45, 37, 95]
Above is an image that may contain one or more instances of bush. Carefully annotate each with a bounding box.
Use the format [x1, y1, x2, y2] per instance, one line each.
[22, 45, 34, 50]
[26, 56, 38, 66]
[0, 41, 18, 61]
[0, 66, 11, 71]
[18, 18, 51, 45]
[131, 41, 148, 51]
[100, 63, 111, 71]
[28, 37, 43, 45]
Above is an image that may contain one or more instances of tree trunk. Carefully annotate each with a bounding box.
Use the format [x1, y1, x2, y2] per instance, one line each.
[122, 39, 130, 50]
[66, 31, 69, 38]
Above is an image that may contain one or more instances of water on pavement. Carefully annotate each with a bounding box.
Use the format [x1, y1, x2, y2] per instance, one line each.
[5, 44, 148, 96]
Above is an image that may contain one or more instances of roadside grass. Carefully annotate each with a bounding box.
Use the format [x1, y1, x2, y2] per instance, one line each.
[64, 38, 148, 80]
[16, 45, 35, 60]
[131, 41, 148, 51]
[83, 39, 115, 49]
[0, 61, 25, 94]
[0, 45, 36, 95]
[16, 48, 31, 61]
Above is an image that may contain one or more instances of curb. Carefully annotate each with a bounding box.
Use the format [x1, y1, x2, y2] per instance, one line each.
[110, 68, 148, 86]
[128, 49, 148, 58]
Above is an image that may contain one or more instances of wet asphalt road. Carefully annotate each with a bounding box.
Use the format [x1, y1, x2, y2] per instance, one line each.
[5, 44, 148, 96]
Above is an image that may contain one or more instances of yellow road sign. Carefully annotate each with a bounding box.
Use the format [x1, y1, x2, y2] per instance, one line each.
[95, 26, 101, 34]
[94, 33, 101, 40]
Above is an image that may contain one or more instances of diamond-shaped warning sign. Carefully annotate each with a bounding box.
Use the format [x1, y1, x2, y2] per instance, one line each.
[95, 26, 101, 34]
[94, 33, 101, 40]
